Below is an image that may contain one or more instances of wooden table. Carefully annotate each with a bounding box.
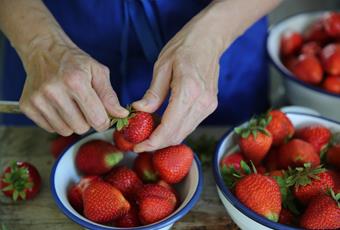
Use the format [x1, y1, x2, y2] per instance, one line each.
[0, 126, 239, 230]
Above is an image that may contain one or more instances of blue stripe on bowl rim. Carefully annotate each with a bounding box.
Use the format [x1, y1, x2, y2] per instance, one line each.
[213, 112, 340, 230]
[50, 130, 203, 230]
[266, 10, 340, 99]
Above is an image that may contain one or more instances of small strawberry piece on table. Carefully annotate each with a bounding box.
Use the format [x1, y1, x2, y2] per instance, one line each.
[111, 106, 154, 151]
[300, 189, 340, 229]
[0, 161, 41, 201]
[296, 125, 332, 154]
[280, 31, 304, 57]
[133, 152, 158, 183]
[327, 145, 340, 168]
[321, 43, 340, 75]
[278, 139, 320, 169]
[292, 54, 323, 85]
[83, 181, 130, 223]
[50, 134, 80, 159]
[234, 117, 273, 165]
[220, 151, 245, 171]
[152, 144, 193, 184]
[67, 175, 101, 213]
[75, 140, 123, 175]
[322, 75, 340, 94]
[105, 166, 143, 198]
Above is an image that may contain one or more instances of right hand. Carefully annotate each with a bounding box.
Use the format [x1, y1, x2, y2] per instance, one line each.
[19, 41, 128, 136]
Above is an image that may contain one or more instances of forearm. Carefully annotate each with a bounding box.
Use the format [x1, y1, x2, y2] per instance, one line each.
[193, 0, 281, 56]
[0, 0, 74, 61]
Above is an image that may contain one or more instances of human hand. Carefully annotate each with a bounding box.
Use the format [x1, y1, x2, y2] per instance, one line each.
[19, 40, 128, 136]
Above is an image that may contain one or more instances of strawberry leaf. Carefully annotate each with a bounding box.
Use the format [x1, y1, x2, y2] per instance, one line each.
[12, 190, 19, 201]
[2, 184, 13, 192]
[240, 160, 251, 175]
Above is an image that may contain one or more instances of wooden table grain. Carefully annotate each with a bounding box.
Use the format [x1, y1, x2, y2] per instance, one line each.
[0, 126, 239, 230]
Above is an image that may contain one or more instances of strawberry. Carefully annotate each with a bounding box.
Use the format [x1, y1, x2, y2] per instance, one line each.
[321, 43, 340, 75]
[137, 184, 177, 224]
[278, 208, 294, 225]
[287, 164, 335, 205]
[268, 170, 284, 178]
[105, 166, 142, 198]
[67, 176, 101, 213]
[266, 110, 294, 146]
[304, 19, 330, 44]
[115, 205, 140, 227]
[50, 134, 79, 159]
[296, 125, 332, 154]
[322, 75, 340, 94]
[300, 189, 340, 229]
[235, 118, 273, 165]
[278, 139, 320, 169]
[156, 180, 179, 201]
[235, 174, 282, 221]
[328, 170, 340, 190]
[255, 165, 267, 174]
[301, 42, 322, 56]
[323, 12, 340, 38]
[111, 107, 154, 145]
[0, 161, 41, 201]
[83, 181, 130, 223]
[75, 140, 123, 175]
[152, 144, 193, 184]
[282, 56, 297, 72]
[264, 148, 281, 171]
[113, 130, 134, 151]
[292, 54, 323, 85]
[220, 151, 245, 171]
[280, 31, 303, 57]
[133, 152, 158, 183]
[327, 145, 340, 168]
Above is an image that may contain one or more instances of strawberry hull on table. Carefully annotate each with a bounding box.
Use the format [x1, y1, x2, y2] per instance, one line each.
[220, 109, 340, 230]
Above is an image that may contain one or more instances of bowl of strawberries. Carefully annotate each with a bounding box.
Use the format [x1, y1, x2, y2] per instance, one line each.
[267, 11, 340, 121]
[50, 110, 203, 230]
[213, 109, 340, 230]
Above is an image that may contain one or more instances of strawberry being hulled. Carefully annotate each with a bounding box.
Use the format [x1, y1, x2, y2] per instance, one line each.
[0, 161, 41, 201]
[112, 107, 155, 151]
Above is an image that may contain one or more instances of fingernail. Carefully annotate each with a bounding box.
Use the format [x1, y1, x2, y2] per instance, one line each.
[118, 107, 129, 116]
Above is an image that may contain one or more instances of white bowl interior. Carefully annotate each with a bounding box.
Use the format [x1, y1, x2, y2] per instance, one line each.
[52, 129, 200, 229]
[216, 113, 340, 230]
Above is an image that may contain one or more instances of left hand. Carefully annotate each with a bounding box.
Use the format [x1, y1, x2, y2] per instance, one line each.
[132, 13, 226, 152]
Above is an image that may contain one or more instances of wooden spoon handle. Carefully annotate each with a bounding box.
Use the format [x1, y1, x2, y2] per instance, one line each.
[0, 101, 21, 114]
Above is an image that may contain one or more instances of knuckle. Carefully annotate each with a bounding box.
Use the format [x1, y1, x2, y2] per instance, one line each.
[198, 93, 218, 113]
[41, 84, 57, 100]
[100, 65, 110, 76]
[64, 71, 86, 91]
[29, 93, 42, 107]
[19, 101, 30, 113]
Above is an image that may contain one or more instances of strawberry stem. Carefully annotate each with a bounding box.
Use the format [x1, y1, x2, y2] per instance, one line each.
[110, 105, 136, 130]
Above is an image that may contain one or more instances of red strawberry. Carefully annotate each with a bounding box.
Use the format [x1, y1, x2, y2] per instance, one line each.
[327, 145, 340, 168]
[304, 19, 329, 44]
[292, 54, 323, 85]
[235, 174, 282, 221]
[268, 170, 284, 178]
[83, 181, 130, 223]
[278, 139, 320, 169]
[67, 176, 101, 213]
[323, 12, 340, 38]
[321, 43, 340, 75]
[105, 166, 142, 198]
[282, 56, 297, 72]
[156, 180, 179, 201]
[301, 42, 322, 56]
[300, 190, 340, 229]
[113, 130, 134, 151]
[292, 168, 335, 205]
[279, 208, 294, 225]
[76, 140, 123, 175]
[266, 110, 295, 146]
[328, 170, 340, 189]
[220, 151, 245, 171]
[111, 109, 154, 145]
[152, 144, 193, 184]
[0, 161, 41, 201]
[137, 184, 177, 224]
[115, 205, 140, 227]
[235, 121, 273, 165]
[296, 125, 332, 154]
[264, 148, 281, 171]
[50, 134, 79, 159]
[133, 152, 158, 183]
[280, 31, 303, 57]
[322, 75, 340, 94]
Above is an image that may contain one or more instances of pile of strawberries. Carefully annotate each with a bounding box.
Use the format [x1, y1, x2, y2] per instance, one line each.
[220, 109, 340, 229]
[67, 110, 194, 227]
[280, 11, 340, 94]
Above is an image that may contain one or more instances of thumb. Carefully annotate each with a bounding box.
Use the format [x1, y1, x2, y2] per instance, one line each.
[133, 61, 172, 113]
[92, 65, 129, 118]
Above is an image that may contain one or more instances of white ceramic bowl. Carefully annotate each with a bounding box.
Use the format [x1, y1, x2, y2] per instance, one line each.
[213, 112, 340, 230]
[267, 11, 340, 121]
[50, 129, 203, 230]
